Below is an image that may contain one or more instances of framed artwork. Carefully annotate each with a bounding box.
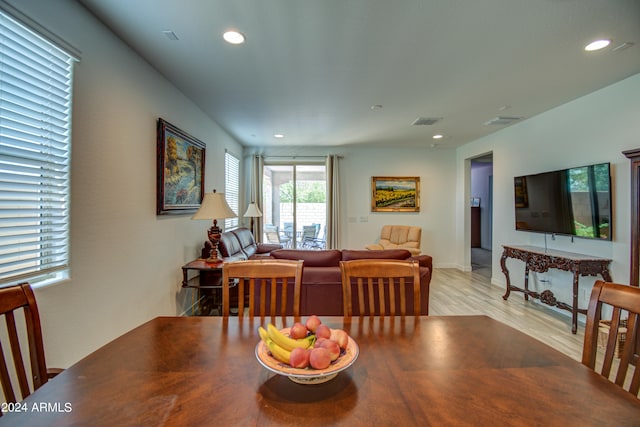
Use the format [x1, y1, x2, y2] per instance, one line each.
[371, 176, 420, 212]
[514, 176, 528, 208]
[156, 118, 206, 215]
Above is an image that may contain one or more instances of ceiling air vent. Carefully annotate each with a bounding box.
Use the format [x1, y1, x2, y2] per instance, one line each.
[483, 116, 523, 126]
[412, 117, 442, 126]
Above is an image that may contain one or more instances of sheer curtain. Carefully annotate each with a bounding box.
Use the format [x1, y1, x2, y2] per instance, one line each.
[326, 155, 341, 249]
[249, 154, 264, 242]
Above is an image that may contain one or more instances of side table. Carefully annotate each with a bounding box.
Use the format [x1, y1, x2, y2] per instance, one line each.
[181, 259, 224, 315]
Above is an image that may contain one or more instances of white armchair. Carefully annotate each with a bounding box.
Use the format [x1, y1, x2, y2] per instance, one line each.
[365, 225, 422, 256]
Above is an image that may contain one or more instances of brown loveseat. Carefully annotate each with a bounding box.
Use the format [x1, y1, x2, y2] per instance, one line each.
[217, 227, 282, 261]
[270, 248, 432, 316]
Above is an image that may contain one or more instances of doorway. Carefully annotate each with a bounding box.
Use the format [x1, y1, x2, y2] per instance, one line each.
[262, 163, 327, 249]
[470, 154, 493, 280]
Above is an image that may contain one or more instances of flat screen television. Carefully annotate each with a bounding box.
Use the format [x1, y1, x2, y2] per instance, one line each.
[513, 162, 612, 240]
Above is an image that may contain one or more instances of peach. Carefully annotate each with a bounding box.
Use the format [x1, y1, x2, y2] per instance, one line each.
[330, 328, 349, 350]
[309, 347, 331, 370]
[305, 315, 322, 333]
[289, 347, 310, 369]
[316, 338, 341, 361]
[315, 324, 331, 339]
[313, 337, 328, 348]
[289, 322, 308, 339]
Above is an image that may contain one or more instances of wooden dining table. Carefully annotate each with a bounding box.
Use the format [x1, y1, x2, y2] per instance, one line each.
[1, 315, 639, 426]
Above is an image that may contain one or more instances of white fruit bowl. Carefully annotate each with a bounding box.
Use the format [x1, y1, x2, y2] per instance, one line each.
[255, 334, 359, 384]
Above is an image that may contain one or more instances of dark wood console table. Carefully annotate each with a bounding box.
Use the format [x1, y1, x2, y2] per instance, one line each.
[500, 245, 612, 334]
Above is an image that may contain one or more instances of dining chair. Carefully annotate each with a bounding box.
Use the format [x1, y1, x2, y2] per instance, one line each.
[340, 259, 421, 317]
[0, 282, 62, 405]
[582, 280, 640, 397]
[222, 259, 303, 317]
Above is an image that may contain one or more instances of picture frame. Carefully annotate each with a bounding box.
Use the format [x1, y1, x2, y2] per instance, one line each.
[371, 176, 420, 212]
[156, 118, 206, 215]
[514, 176, 528, 208]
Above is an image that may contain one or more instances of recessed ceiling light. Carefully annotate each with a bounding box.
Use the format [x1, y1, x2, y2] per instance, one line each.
[585, 39, 611, 52]
[223, 30, 245, 44]
[274, 133, 284, 139]
[432, 134, 443, 139]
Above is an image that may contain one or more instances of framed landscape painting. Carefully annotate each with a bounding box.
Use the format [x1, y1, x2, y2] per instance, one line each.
[371, 176, 420, 212]
[156, 118, 206, 215]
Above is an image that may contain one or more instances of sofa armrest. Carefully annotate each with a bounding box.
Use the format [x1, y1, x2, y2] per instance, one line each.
[410, 254, 432, 271]
[256, 243, 282, 254]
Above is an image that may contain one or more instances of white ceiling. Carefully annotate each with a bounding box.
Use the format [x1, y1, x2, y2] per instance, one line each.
[77, 0, 640, 149]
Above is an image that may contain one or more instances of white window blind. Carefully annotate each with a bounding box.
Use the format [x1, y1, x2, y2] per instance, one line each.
[0, 10, 74, 285]
[225, 151, 239, 230]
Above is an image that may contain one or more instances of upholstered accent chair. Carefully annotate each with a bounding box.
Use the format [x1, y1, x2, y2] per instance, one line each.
[365, 225, 422, 256]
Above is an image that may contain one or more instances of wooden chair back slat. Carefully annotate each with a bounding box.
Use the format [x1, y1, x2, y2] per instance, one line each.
[222, 260, 303, 318]
[0, 283, 50, 405]
[582, 280, 640, 397]
[340, 260, 421, 317]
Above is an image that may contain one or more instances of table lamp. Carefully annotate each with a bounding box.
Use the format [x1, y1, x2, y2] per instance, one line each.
[243, 202, 262, 237]
[192, 189, 237, 262]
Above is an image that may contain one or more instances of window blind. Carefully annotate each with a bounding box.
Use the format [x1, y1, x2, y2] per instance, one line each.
[225, 151, 239, 230]
[0, 10, 74, 285]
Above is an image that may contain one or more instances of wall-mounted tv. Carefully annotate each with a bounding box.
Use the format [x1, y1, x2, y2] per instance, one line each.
[513, 162, 612, 240]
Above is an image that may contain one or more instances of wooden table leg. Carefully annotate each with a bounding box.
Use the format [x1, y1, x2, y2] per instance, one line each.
[501, 249, 511, 300]
[524, 264, 530, 301]
[572, 271, 580, 334]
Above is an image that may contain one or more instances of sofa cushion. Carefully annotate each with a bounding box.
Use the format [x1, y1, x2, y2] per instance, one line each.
[218, 231, 245, 259]
[341, 249, 411, 261]
[301, 266, 341, 285]
[382, 225, 421, 247]
[231, 228, 258, 258]
[270, 249, 342, 267]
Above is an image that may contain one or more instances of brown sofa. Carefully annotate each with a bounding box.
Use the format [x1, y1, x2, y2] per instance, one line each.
[270, 248, 432, 316]
[218, 227, 282, 261]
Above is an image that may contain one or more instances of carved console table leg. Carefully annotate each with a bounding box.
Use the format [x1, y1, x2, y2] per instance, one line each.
[501, 249, 511, 300]
[572, 271, 580, 334]
[524, 264, 530, 301]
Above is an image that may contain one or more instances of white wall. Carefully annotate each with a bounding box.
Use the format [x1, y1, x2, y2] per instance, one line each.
[339, 147, 457, 266]
[6, 0, 244, 367]
[456, 73, 640, 309]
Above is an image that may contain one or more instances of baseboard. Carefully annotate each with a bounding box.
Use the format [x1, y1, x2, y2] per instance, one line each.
[433, 262, 469, 271]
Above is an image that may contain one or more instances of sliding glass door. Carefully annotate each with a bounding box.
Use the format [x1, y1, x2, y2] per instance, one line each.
[262, 163, 326, 249]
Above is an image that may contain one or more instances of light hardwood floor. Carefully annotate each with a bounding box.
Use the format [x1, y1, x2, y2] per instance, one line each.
[429, 268, 586, 361]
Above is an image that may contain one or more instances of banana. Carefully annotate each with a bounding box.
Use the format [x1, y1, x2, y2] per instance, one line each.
[267, 323, 314, 352]
[267, 339, 291, 364]
[258, 326, 269, 342]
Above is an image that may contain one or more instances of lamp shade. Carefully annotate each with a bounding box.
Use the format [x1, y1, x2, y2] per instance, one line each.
[191, 190, 237, 220]
[243, 202, 263, 218]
